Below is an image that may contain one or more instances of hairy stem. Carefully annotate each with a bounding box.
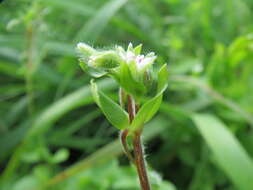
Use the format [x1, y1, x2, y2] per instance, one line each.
[133, 130, 151, 190]
[127, 95, 151, 190]
[120, 129, 135, 163]
[119, 89, 134, 163]
[127, 95, 136, 122]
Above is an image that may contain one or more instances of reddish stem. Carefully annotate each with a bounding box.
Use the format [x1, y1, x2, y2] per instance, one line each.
[120, 129, 134, 163]
[133, 130, 151, 190]
[127, 95, 135, 122]
[127, 95, 151, 190]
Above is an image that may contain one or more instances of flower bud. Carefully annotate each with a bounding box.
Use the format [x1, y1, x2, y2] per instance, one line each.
[77, 42, 96, 56]
[88, 51, 121, 69]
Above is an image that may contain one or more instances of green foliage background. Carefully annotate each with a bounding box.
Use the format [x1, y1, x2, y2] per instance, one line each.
[1, 0, 253, 189]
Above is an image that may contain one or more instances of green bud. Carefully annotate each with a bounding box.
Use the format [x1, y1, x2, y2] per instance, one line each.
[88, 51, 122, 69]
[77, 42, 96, 56]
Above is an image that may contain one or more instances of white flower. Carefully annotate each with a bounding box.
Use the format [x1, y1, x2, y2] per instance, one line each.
[117, 43, 156, 72]
[135, 54, 156, 71]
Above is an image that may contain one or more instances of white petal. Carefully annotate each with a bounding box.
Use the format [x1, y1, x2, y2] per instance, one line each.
[126, 51, 135, 62]
[137, 56, 156, 70]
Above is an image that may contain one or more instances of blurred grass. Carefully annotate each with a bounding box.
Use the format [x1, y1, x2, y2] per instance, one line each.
[1, 0, 253, 189]
[192, 114, 253, 190]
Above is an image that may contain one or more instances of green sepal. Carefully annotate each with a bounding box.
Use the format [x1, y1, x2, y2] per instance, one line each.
[79, 61, 107, 78]
[134, 44, 142, 55]
[90, 80, 129, 130]
[90, 79, 100, 106]
[118, 62, 147, 100]
[89, 51, 121, 69]
[129, 64, 168, 132]
[77, 42, 96, 57]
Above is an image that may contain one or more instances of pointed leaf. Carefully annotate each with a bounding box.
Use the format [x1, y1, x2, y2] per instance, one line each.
[90, 80, 129, 130]
[130, 91, 164, 133]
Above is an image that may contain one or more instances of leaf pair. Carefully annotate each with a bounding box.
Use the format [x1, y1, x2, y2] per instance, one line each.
[90, 64, 168, 132]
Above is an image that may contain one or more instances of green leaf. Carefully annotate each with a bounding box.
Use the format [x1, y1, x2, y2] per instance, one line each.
[192, 114, 253, 190]
[157, 64, 168, 93]
[130, 92, 163, 133]
[129, 64, 168, 132]
[50, 148, 69, 164]
[90, 80, 129, 130]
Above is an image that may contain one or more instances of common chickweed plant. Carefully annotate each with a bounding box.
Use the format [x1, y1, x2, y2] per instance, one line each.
[77, 42, 168, 190]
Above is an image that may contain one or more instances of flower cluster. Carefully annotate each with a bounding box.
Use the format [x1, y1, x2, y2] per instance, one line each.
[77, 42, 157, 100]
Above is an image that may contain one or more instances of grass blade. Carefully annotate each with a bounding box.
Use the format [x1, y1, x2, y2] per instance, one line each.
[171, 75, 253, 126]
[42, 0, 94, 16]
[29, 79, 116, 137]
[74, 0, 128, 42]
[192, 113, 253, 190]
[1, 79, 116, 182]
